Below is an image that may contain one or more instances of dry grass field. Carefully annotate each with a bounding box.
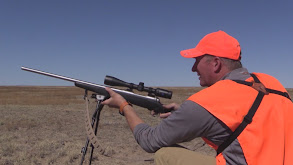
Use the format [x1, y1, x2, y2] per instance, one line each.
[0, 86, 292, 165]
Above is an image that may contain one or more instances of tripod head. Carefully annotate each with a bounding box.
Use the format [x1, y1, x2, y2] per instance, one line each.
[104, 75, 172, 99]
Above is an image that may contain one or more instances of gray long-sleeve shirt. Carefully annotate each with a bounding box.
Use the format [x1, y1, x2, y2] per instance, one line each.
[133, 68, 251, 165]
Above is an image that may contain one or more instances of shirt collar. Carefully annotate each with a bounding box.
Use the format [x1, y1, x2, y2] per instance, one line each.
[221, 68, 251, 81]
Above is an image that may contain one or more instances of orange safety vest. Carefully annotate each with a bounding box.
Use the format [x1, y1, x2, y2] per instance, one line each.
[188, 73, 293, 165]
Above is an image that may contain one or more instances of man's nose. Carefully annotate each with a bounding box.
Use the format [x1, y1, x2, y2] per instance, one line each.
[192, 62, 197, 72]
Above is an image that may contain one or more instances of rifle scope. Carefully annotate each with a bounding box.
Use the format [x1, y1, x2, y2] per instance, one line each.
[104, 75, 172, 99]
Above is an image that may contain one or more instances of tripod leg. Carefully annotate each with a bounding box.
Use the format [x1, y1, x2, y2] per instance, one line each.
[80, 139, 90, 165]
[80, 109, 98, 165]
[88, 99, 103, 165]
[80, 94, 105, 165]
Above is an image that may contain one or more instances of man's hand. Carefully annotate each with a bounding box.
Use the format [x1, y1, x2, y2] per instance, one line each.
[152, 103, 180, 118]
[102, 87, 144, 132]
[101, 87, 126, 109]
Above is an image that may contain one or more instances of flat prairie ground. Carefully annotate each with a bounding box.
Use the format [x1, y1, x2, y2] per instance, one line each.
[0, 86, 292, 165]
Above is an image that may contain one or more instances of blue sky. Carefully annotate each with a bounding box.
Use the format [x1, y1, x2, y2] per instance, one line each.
[1, 1, 292, 87]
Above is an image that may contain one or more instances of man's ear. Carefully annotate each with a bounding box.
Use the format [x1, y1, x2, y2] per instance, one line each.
[213, 57, 222, 73]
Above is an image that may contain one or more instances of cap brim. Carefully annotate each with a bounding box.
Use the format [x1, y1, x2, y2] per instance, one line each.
[180, 48, 205, 58]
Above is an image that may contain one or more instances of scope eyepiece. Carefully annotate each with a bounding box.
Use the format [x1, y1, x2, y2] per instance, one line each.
[104, 75, 172, 99]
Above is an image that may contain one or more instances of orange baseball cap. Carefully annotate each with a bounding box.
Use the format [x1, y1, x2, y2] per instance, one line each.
[180, 30, 241, 60]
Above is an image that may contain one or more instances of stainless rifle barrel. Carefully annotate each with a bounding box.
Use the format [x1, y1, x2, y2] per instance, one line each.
[21, 66, 99, 86]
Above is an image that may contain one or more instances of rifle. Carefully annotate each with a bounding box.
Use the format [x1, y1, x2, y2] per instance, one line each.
[21, 66, 172, 164]
[21, 67, 171, 113]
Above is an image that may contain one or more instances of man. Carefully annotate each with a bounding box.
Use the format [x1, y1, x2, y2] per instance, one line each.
[102, 30, 293, 165]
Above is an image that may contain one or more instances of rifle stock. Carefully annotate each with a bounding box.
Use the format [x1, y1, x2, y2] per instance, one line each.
[21, 67, 167, 113]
